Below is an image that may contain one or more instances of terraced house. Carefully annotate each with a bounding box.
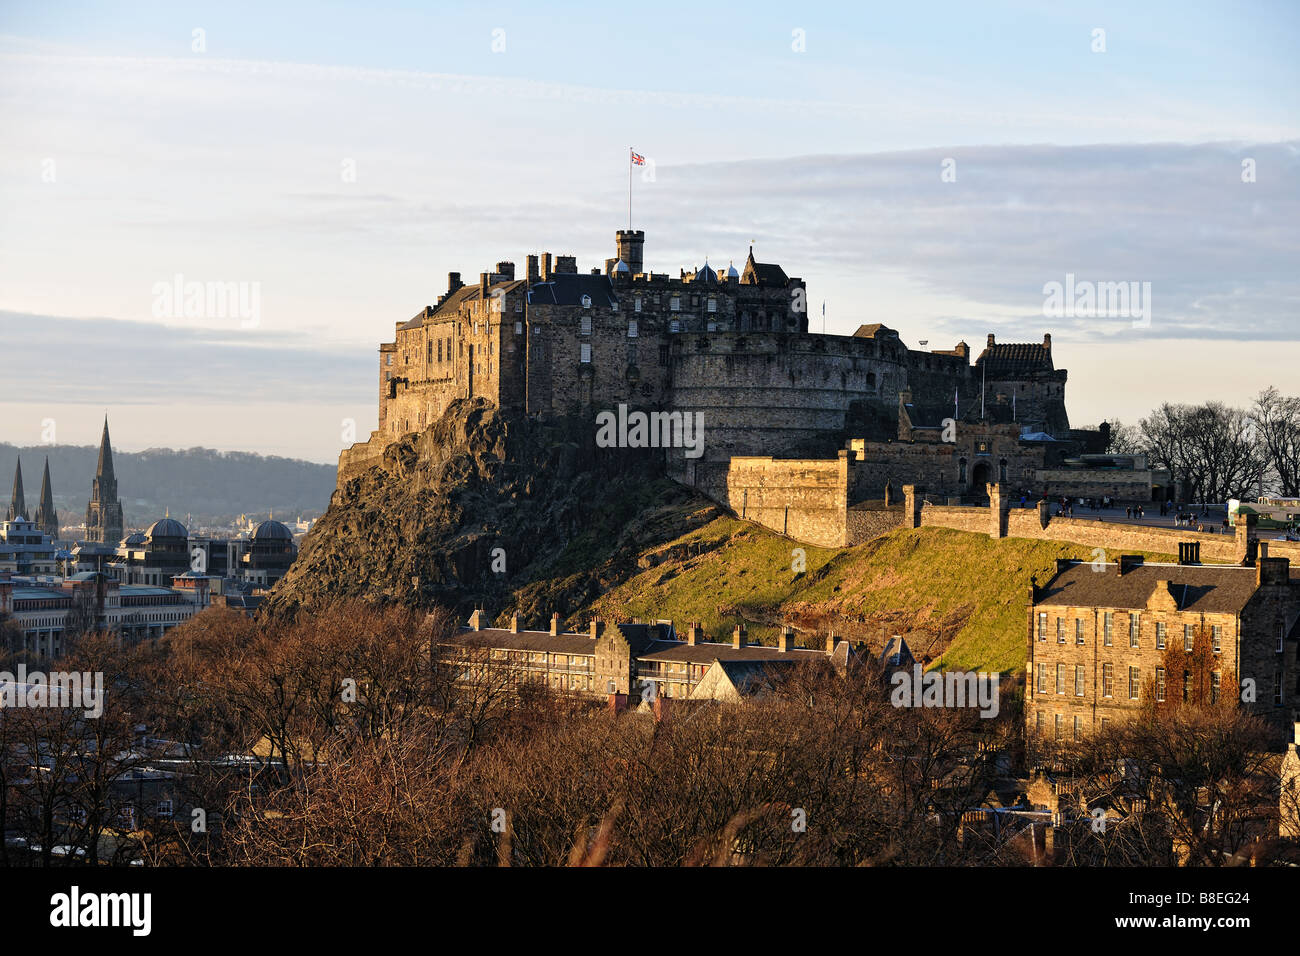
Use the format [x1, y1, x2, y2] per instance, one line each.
[442, 610, 853, 704]
[1026, 549, 1300, 741]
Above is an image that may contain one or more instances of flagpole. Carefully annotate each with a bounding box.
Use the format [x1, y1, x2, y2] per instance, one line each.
[628, 147, 632, 230]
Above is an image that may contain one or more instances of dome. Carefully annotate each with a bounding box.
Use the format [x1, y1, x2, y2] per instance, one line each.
[694, 262, 717, 283]
[145, 517, 188, 539]
[726, 260, 739, 279]
[252, 519, 293, 541]
[123, 532, 147, 546]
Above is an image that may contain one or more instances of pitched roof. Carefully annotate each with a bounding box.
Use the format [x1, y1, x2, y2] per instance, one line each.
[1035, 562, 1263, 614]
[977, 341, 1053, 376]
[450, 627, 599, 657]
[637, 639, 827, 664]
[527, 273, 618, 308]
[740, 248, 789, 287]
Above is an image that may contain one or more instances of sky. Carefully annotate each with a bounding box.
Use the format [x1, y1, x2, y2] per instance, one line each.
[1, 0, 1297, 463]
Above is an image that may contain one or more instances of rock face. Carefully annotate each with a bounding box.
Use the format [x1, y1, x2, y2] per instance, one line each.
[262, 399, 719, 622]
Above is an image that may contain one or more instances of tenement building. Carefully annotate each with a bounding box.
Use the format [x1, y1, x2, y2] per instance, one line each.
[1026, 551, 1300, 740]
[442, 610, 853, 704]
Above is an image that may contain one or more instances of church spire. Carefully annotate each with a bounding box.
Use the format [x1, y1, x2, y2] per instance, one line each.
[85, 414, 124, 545]
[6, 457, 25, 521]
[96, 415, 116, 485]
[35, 456, 59, 539]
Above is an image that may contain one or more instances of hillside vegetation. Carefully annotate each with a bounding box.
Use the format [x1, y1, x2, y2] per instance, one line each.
[580, 519, 1176, 674]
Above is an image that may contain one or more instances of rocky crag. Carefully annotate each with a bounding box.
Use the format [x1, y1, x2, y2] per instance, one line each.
[262, 399, 719, 622]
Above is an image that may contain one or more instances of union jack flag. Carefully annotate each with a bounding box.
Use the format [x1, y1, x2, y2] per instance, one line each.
[630, 150, 646, 166]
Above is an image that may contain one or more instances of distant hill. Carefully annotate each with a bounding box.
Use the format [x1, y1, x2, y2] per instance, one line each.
[0, 443, 336, 531]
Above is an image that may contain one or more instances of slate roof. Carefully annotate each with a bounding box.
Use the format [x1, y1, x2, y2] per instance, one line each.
[740, 249, 789, 287]
[976, 342, 1053, 376]
[527, 273, 618, 308]
[400, 280, 528, 330]
[1035, 562, 1264, 614]
[637, 639, 827, 664]
[450, 627, 599, 657]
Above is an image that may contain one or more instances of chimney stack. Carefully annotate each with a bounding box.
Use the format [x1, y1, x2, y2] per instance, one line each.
[468, 609, 484, 631]
[526, 255, 539, 283]
[732, 624, 746, 649]
[590, 619, 604, 639]
[1257, 556, 1289, 588]
[778, 626, 795, 652]
[826, 632, 841, 654]
[495, 261, 515, 281]
[448, 272, 463, 294]
[687, 623, 701, 646]
[1118, 554, 1143, 576]
[509, 612, 519, 634]
[541, 253, 553, 281]
[480, 272, 490, 297]
[987, 333, 996, 347]
[550, 612, 560, 636]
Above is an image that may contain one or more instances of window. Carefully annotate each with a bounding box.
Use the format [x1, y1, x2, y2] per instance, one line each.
[1073, 715, 1082, 741]
[1211, 671, 1221, 704]
[1103, 611, 1113, 646]
[1037, 612, 1047, 642]
[670, 296, 681, 311]
[580, 343, 591, 363]
[514, 321, 523, 335]
[437, 340, 443, 362]
[386, 354, 393, 366]
[669, 319, 681, 333]
[1057, 619, 1065, 644]
[1212, 624, 1222, 653]
[1056, 664, 1065, 695]
[627, 319, 638, 338]
[1183, 670, 1192, 702]
[1054, 714, 1063, 741]
[580, 315, 592, 335]
[1075, 665, 1085, 697]
[958, 458, 968, 483]
[1076, 618, 1085, 644]
[1037, 663, 1047, 694]
[1275, 670, 1284, 706]
[634, 296, 642, 312]
[707, 297, 717, 313]
[1129, 666, 1140, 700]
[1156, 622, 1166, 649]
[658, 344, 669, 366]
[1129, 613, 1140, 648]
[1102, 663, 1113, 698]
[1155, 667, 1166, 702]
[627, 343, 637, 365]
[1182, 624, 1193, 651]
[1035, 711, 1043, 733]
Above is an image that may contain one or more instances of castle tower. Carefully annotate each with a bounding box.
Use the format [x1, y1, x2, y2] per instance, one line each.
[84, 416, 124, 544]
[615, 230, 644, 276]
[5, 457, 25, 521]
[35, 456, 59, 540]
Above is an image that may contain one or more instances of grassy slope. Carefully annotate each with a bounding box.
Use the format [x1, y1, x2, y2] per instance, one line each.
[581, 519, 1176, 675]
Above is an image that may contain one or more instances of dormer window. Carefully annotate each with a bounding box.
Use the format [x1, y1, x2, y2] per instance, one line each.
[581, 294, 592, 308]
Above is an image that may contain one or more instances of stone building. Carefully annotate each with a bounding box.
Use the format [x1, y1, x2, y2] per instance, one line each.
[442, 610, 851, 703]
[1025, 552, 1300, 740]
[342, 226, 1168, 547]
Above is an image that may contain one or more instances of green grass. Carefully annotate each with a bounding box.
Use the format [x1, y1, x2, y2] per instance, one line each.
[582, 520, 1176, 675]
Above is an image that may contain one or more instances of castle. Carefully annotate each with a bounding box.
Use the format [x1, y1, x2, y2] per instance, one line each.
[342, 228, 1173, 547]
